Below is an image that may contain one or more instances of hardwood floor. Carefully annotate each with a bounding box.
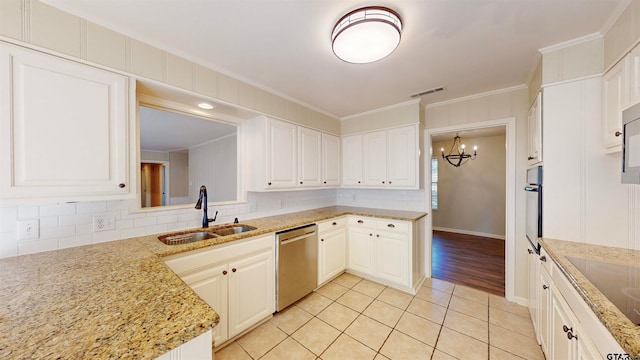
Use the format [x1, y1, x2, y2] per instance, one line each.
[431, 230, 505, 297]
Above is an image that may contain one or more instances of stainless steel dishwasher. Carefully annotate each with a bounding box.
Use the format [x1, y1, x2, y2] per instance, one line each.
[276, 224, 318, 312]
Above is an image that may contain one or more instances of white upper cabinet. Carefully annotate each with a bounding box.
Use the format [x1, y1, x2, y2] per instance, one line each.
[247, 115, 340, 191]
[298, 127, 322, 187]
[0, 43, 131, 202]
[343, 124, 419, 189]
[527, 91, 543, 165]
[629, 44, 640, 107]
[341, 134, 363, 186]
[321, 133, 341, 186]
[602, 58, 628, 151]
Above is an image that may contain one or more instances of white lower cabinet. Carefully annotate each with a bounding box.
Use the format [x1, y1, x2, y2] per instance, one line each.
[155, 329, 212, 360]
[550, 286, 600, 360]
[346, 215, 423, 293]
[318, 217, 347, 285]
[164, 235, 275, 348]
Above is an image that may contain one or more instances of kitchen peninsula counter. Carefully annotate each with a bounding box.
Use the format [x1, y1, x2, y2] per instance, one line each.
[540, 238, 640, 358]
[0, 206, 426, 359]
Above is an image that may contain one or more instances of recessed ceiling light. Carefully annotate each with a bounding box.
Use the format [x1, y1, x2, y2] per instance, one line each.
[331, 6, 402, 64]
[197, 102, 215, 110]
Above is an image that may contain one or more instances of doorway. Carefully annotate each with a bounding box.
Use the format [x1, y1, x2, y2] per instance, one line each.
[141, 162, 168, 207]
[425, 118, 517, 300]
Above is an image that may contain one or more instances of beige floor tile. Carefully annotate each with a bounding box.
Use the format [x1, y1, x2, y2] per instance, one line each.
[353, 279, 386, 298]
[296, 292, 333, 315]
[431, 349, 458, 360]
[377, 287, 414, 310]
[449, 295, 489, 321]
[345, 315, 392, 351]
[337, 289, 374, 312]
[315, 282, 349, 300]
[443, 308, 489, 343]
[436, 327, 489, 360]
[236, 321, 287, 359]
[415, 286, 452, 307]
[271, 305, 313, 334]
[214, 342, 251, 360]
[489, 346, 526, 360]
[489, 307, 535, 339]
[362, 299, 404, 328]
[261, 337, 316, 360]
[406, 297, 447, 324]
[292, 318, 340, 356]
[379, 330, 434, 360]
[489, 295, 530, 318]
[374, 354, 390, 360]
[489, 324, 544, 360]
[453, 285, 490, 305]
[317, 302, 359, 331]
[331, 272, 362, 288]
[320, 334, 377, 360]
[423, 278, 455, 294]
[394, 311, 441, 347]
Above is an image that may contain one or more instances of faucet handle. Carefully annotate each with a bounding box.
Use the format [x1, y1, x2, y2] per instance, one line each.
[234, 217, 239, 224]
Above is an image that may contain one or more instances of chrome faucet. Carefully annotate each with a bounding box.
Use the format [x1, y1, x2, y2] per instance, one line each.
[195, 185, 217, 228]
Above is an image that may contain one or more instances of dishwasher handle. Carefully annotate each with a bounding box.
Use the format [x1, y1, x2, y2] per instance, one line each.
[280, 231, 316, 246]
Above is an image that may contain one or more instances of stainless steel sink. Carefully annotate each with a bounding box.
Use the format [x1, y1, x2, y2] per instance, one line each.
[211, 225, 257, 237]
[158, 224, 257, 245]
[158, 231, 218, 245]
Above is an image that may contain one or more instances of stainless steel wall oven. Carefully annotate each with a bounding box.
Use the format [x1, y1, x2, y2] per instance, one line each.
[525, 166, 542, 254]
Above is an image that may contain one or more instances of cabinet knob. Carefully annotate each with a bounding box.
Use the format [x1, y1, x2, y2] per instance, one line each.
[118, 183, 126, 188]
[358, 181, 361, 184]
[527, 249, 533, 254]
[332, 222, 337, 226]
[562, 325, 572, 333]
[324, 181, 327, 184]
[382, 181, 385, 184]
[369, 233, 373, 236]
[300, 181, 303, 184]
[357, 220, 364, 224]
[376, 234, 379, 237]
[268, 182, 272, 186]
[615, 131, 623, 137]
[527, 156, 535, 160]
[539, 255, 547, 262]
[222, 270, 228, 275]
[321, 238, 324, 242]
[567, 332, 577, 341]
[542, 284, 548, 290]
[389, 181, 392, 184]
[232, 268, 237, 273]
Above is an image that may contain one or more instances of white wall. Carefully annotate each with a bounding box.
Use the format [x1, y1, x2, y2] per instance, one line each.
[433, 134, 506, 239]
[189, 135, 237, 203]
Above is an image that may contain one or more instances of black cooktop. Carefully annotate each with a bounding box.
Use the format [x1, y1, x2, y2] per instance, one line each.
[567, 256, 640, 326]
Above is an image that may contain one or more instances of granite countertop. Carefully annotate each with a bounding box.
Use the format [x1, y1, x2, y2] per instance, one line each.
[540, 238, 640, 358]
[0, 206, 426, 359]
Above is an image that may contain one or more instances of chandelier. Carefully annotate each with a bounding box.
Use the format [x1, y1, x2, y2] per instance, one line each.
[441, 133, 477, 167]
[331, 6, 402, 64]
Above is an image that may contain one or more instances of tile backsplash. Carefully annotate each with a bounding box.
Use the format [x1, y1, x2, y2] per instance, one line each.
[0, 188, 426, 258]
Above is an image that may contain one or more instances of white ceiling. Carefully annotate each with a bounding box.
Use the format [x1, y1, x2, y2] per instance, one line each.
[44, 0, 626, 118]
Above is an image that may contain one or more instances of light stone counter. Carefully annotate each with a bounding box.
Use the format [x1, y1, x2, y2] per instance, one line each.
[0, 206, 426, 359]
[540, 238, 640, 358]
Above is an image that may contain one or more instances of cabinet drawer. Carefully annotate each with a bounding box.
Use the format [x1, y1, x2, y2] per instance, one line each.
[318, 217, 346, 233]
[375, 219, 409, 234]
[348, 216, 375, 227]
[539, 247, 551, 274]
[164, 234, 274, 276]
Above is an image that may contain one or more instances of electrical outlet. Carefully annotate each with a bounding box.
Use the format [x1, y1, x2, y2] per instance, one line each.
[93, 215, 115, 232]
[17, 220, 39, 240]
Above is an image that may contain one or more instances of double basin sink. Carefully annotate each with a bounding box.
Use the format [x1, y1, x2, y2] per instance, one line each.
[158, 224, 257, 245]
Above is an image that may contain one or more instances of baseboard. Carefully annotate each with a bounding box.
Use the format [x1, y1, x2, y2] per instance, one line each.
[433, 227, 505, 240]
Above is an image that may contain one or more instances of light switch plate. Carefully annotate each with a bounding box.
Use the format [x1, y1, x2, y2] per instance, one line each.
[17, 220, 39, 240]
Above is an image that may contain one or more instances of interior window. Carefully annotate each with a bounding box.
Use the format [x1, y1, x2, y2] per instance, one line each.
[431, 157, 438, 210]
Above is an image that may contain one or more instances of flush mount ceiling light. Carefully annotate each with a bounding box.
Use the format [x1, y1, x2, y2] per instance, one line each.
[197, 102, 215, 110]
[441, 133, 478, 168]
[331, 6, 402, 64]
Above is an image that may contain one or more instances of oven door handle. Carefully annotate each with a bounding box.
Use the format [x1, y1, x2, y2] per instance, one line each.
[280, 232, 316, 246]
[524, 186, 539, 192]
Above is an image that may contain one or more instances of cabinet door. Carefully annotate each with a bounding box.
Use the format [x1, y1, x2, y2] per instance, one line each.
[347, 227, 375, 275]
[267, 119, 297, 188]
[528, 247, 540, 342]
[322, 133, 341, 186]
[319, 228, 346, 284]
[602, 59, 627, 150]
[629, 45, 640, 107]
[228, 250, 275, 338]
[551, 289, 577, 360]
[386, 125, 417, 188]
[0, 43, 129, 201]
[539, 266, 552, 355]
[181, 264, 229, 346]
[375, 229, 409, 286]
[298, 127, 322, 187]
[342, 134, 363, 186]
[527, 92, 543, 165]
[363, 131, 387, 186]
